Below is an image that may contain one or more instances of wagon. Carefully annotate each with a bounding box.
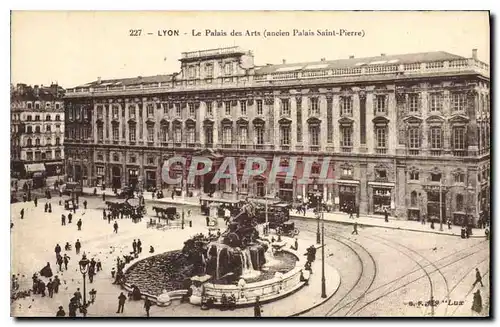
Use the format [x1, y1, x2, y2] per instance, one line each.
[281, 221, 299, 237]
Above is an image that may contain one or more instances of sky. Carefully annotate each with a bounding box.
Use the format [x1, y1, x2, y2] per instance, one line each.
[10, 11, 490, 88]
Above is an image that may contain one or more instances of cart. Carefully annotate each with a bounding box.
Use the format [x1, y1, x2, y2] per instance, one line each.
[281, 221, 299, 237]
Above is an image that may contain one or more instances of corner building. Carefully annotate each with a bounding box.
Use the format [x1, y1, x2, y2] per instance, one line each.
[64, 47, 490, 225]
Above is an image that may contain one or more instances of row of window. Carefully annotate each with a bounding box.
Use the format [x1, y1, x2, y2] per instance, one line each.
[408, 171, 466, 183]
[25, 137, 61, 147]
[409, 191, 469, 212]
[186, 61, 234, 79]
[408, 127, 466, 150]
[25, 114, 61, 121]
[25, 150, 62, 161]
[25, 124, 62, 133]
[24, 102, 61, 110]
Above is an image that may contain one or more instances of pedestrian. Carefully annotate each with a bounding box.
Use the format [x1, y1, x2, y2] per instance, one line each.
[75, 239, 81, 254]
[63, 254, 70, 270]
[47, 279, 54, 298]
[38, 280, 46, 297]
[68, 298, 77, 317]
[45, 203, 48, 213]
[447, 219, 452, 230]
[34, 197, 38, 207]
[206, 216, 210, 227]
[149, 246, 155, 253]
[96, 259, 102, 272]
[116, 292, 127, 313]
[68, 213, 73, 224]
[53, 275, 61, 294]
[83, 200, 87, 210]
[137, 239, 142, 253]
[472, 268, 484, 287]
[103, 209, 106, 220]
[32, 273, 39, 294]
[48, 203, 52, 213]
[57, 254, 63, 271]
[485, 227, 490, 240]
[55, 243, 62, 256]
[472, 289, 483, 314]
[61, 214, 66, 226]
[102, 192, 106, 202]
[254, 296, 263, 317]
[349, 206, 354, 219]
[113, 221, 119, 233]
[144, 298, 152, 317]
[88, 265, 95, 283]
[132, 239, 137, 253]
[356, 206, 360, 218]
[77, 219, 82, 231]
[352, 222, 359, 235]
[56, 306, 66, 317]
[20, 208, 24, 219]
[384, 209, 389, 223]
[89, 289, 97, 304]
[74, 288, 82, 306]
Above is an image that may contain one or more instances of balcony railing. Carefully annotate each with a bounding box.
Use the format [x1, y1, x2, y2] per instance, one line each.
[408, 149, 420, 156]
[341, 146, 352, 153]
[376, 148, 387, 154]
[453, 150, 467, 157]
[310, 145, 320, 152]
[429, 149, 442, 156]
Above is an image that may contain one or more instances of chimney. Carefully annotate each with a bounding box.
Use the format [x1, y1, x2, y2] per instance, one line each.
[97, 76, 102, 84]
[380, 53, 386, 57]
[349, 55, 355, 59]
[472, 49, 478, 60]
[282, 59, 286, 64]
[34, 85, 39, 97]
[320, 58, 326, 62]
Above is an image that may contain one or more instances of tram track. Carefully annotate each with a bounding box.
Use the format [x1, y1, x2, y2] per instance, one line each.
[294, 220, 488, 317]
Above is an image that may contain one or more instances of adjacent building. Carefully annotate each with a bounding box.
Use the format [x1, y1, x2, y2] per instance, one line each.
[63, 46, 490, 225]
[11, 83, 65, 186]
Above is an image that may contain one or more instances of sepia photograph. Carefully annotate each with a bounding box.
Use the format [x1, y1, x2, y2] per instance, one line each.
[9, 10, 491, 318]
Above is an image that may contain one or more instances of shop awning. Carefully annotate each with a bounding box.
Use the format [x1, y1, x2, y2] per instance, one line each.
[368, 182, 395, 187]
[44, 161, 63, 166]
[337, 179, 360, 185]
[25, 163, 46, 173]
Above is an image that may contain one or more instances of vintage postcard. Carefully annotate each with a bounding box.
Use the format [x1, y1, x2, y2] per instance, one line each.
[10, 11, 490, 318]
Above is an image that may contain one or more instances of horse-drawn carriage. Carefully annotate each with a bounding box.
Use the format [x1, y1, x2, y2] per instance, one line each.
[152, 206, 177, 220]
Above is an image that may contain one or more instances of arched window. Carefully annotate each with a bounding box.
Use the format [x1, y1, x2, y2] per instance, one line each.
[35, 138, 40, 146]
[456, 194, 464, 212]
[46, 138, 51, 146]
[411, 191, 418, 207]
[35, 126, 41, 133]
[113, 153, 119, 162]
[26, 138, 32, 146]
[55, 137, 60, 145]
[55, 115, 60, 121]
[46, 115, 51, 121]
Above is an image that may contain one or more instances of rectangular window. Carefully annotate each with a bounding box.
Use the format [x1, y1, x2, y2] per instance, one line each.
[376, 95, 387, 114]
[225, 101, 231, 115]
[189, 103, 195, 116]
[35, 103, 40, 110]
[341, 96, 352, 116]
[112, 126, 119, 140]
[55, 150, 61, 159]
[175, 103, 181, 116]
[454, 173, 465, 183]
[429, 93, 442, 112]
[341, 127, 352, 147]
[98, 126, 103, 141]
[35, 115, 40, 121]
[224, 63, 233, 75]
[27, 103, 32, 109]
[310, 98, 319, 114]
[376, 128, 387, 148]
[97, 153, 104, 161]
[408, 128, 420, 148]
[147, 126, 154, 142]
[240, 127, 248, 144]
[129, 128, 136, 142]
[452, 93, 467, 112]
[255, 126, 264, 145]
[408, 94, 419, 113]
[342, 168, 353, 177]
[206, 102, 213, 115]
[223, 126, 232, 144]
[280, 126, 290, 145]
[310, 126, 320, 146]
[256, 100, 263, 115]
[188, 66, 196, 79]
[430, 127, 442, 149]
[410, 171, 419, 181]
[147, 104, 154, 117]
[187, 128, 195, 143]
[205, 64, 213, 78]
[161, 126, 168, 142]
[129, 105, 136, 118]
[205, 128, 213, 144]
[55, 103, 60, 110]
[240, 101, 247, 115]
[27, 152, 33, 161]
[174, 127, 181, 143]
[35, 152, 41, 161]
[453, 127, 466, 149]
[162, 102, 168, 115]
[281, 99, 290, 116]
[46, 125, 51, 132]
[112, 105, 119, 119]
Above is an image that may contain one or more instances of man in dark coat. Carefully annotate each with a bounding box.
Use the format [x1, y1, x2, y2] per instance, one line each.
[40, 262, 53, 278]
[47, 279, 54, 298]
[144, 298, 152, 317]
[473, 268, 484, 287]
[44, 203, 48, 213]
[55, 244, 62, 257]
[77, 219, 82, 231]
[137, 239, 142, 253]
[68, 298, 78, 317]
[88, 265, 95, 283]
[34, 197, 38, 207]
[61, 214, 66, 226]
[116, 292, 127, 313]
[56, 306, 66, 317]
[254, 296, 263, 317]
[74, 288, 82, 306]
[48, 203, 52, 213]
[38, 280, 46, 297]
[113, 221, 119, 233]
[63, 254, 71, 270]
[75, 239, 81, 254]
[20, 208, 24, 219]
[102, 192, 106, 202]
[384, 209, 389, 223]
[83, 199, 87, 209]
[53, 275, 61, 293]
[132, 240, 137, 253]
[68, 213, 73, 224]
[352, 222, 359, 235]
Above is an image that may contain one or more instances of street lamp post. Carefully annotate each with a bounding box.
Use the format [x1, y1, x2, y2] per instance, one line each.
[439, 178, 444, 231]
[265, 183, 269, 236]
[78, 253, 90, 307]
[321, 208, 326, 298]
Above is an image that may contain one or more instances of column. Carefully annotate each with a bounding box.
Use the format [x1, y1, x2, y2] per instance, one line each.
[352, 94, 360, 152]
[421, 91, 429, 152]
[366, 93, 375, 153]
[359, 91, 367, 151]
[291, 97, 297, 148]
[93, 103, 98, 142]
[106, 104, 112, 142]
[121, 149, 127, 188]
[359, 163, 368, 214]
[319, 94, 327, 152]
[388, 93, 397, 155]
[124, 102, 129, 145]
[332, 94, 340, 152]
[118, 103, 123, 143]
[467, 90, 479, 155]
[302, 95, 309, 149]
[395, 164, 407, 219]
[213, 102, 219, 146]
[198, 102, 205, 144]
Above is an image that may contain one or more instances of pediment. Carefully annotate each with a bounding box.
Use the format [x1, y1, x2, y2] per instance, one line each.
[403, 115, 423, 125]
[160, 118, 170, 125]
[449, 114, 470, 124]
[338, 117, 354, 126]
[237, 117, 249, 125]
[252, 117, 266, 125]
[426, 115, 445, 124]
[278, 117, 292, 125]
[372, 116, 390, 127]
[220, 118, 233, 125]
[185, 117, 196, 126]
[307, 117, 321, 125]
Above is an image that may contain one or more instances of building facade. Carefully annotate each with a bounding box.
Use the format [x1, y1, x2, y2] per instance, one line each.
[64, 46, 490, 224]
[11, 83, 65, 183]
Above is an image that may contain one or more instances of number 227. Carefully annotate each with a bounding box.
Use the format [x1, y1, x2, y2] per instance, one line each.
[129, 29, 142, 37]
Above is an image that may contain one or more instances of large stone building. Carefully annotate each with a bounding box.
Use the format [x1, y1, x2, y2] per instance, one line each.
[64, 46, 490, 224]
[11, 83, 65, 185]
